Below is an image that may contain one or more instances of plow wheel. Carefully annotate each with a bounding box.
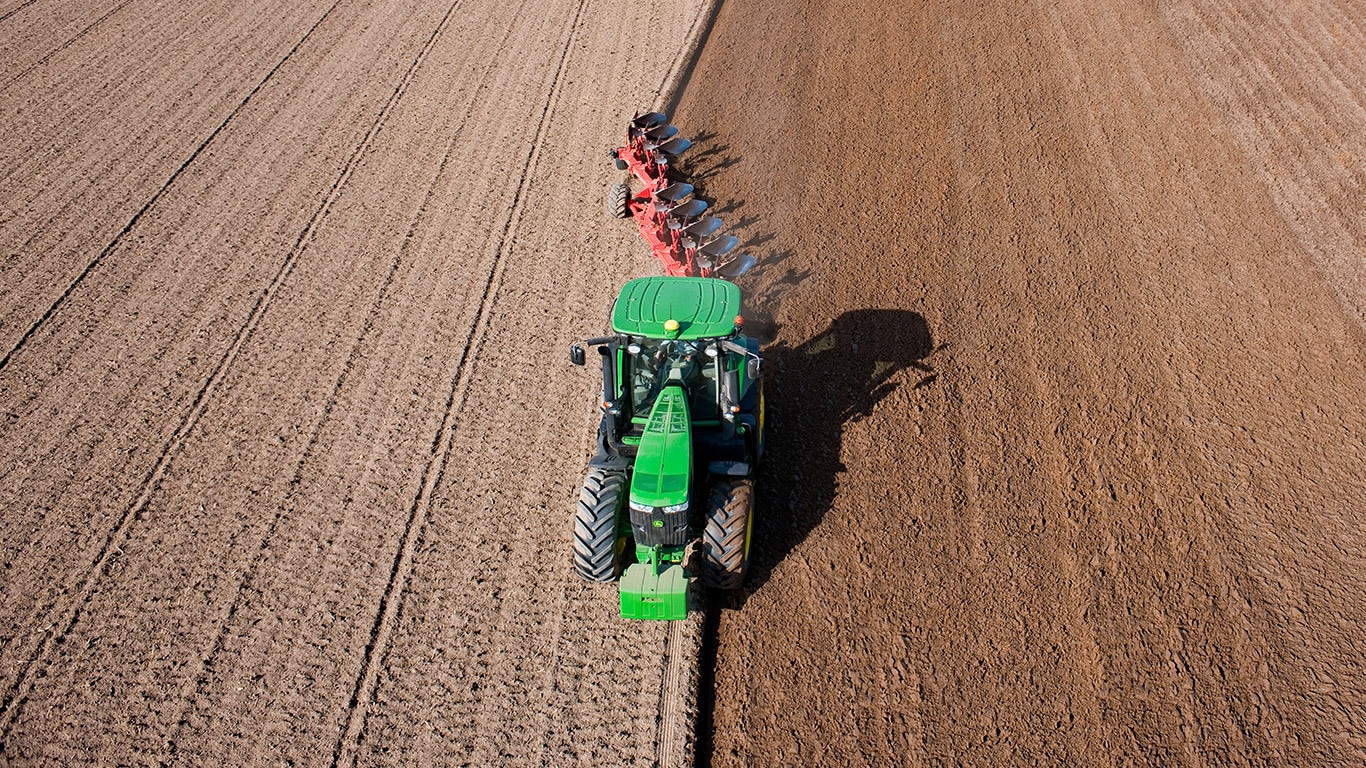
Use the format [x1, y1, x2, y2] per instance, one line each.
[702, 478, 754, 590]
[608, 182, 631, 219]
[573, 468, 628, 582]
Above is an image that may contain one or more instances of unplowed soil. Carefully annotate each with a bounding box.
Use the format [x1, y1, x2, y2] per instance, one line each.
[1, 0, 706, 764]
[677, 0, 1366, 765]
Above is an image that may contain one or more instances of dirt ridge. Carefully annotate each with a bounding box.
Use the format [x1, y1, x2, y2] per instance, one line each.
[330, 0, 594, 761]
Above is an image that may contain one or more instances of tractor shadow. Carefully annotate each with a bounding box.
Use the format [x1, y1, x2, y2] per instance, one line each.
[728, 308, 935, 605]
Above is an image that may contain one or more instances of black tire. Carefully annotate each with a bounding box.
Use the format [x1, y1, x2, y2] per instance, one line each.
[608, 182, 631, 219]
[573, 468, 628, 582]
[702, 478, 754, 590]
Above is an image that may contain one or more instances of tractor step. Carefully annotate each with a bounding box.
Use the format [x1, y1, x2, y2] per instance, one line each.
[619, 562, 690, 620]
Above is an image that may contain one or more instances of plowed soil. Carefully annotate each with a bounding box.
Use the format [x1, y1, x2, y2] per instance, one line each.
[676, 0, 1366, 765]
[1, 0, 707, 764]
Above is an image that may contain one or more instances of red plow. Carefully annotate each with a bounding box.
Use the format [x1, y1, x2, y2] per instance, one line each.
[608, 112, 755, 279]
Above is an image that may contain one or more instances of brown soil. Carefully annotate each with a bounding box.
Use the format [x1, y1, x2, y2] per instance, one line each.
[4, 0, 1364, 765]
[1, 0, 707, 764]
[676, 0, 1366, 765]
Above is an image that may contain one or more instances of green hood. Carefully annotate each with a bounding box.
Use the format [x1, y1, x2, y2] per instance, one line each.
[629, 385, 692, 508]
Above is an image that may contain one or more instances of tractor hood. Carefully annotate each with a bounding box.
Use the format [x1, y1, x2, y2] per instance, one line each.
[629, 385, 692, 508]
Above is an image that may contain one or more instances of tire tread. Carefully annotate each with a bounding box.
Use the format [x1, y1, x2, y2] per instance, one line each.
[702, 478, 753, 590]
[573, 468, 626, 582]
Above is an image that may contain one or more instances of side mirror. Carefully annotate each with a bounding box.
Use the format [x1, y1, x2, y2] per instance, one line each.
[569, 344, 586, 366]
[746, 357, 762, 380]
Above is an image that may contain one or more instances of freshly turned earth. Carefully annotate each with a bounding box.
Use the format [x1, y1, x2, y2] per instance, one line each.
[677, 0, 1366, 765]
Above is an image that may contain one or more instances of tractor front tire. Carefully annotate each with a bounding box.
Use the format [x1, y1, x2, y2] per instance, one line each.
[573, 468, 628, 582]
[702, 478, 754, 590]
[608, 182, 631, 219]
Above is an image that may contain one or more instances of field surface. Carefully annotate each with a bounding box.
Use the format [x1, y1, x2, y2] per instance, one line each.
[678, 0, 1366, 765]
[2, 0, 1365, 766]
[1, 0, 707, 764]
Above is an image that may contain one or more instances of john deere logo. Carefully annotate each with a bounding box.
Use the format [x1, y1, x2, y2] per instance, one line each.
[652, 520, 664, 527]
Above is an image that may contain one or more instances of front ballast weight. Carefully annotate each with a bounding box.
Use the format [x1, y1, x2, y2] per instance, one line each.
[570, 276, 765, 620]
[608, 111, 757, 280]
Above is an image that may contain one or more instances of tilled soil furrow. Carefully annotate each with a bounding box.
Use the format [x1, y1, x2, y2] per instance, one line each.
[0, 0, 451, 735]
[171, 12, 550, 753]
[0, 0, 352, 371]
[0, 0, 478, 756]
[0, 0, 348, 372]
[1167, 0, 1366, 331]
[331, 1, 591, 762]
[0, 0, 340, 353]
[0, 0, 39, 25]
[656, 610, 703, 768]
[0, 0, 134, 90]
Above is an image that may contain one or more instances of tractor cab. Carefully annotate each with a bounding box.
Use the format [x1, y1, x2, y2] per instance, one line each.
[611, 275, 743, 427]
[570, 277, 764, 620]
[624, 337, 718, 422]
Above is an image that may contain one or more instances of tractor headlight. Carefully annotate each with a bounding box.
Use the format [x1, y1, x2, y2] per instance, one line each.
[662, 502, 688, 515]
[629, 500, 652, 513]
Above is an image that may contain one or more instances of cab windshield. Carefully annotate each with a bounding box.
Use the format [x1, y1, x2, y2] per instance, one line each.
[627, 339, 720, 420]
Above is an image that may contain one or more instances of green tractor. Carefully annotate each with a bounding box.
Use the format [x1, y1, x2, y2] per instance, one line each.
[569, 276, 764, 619]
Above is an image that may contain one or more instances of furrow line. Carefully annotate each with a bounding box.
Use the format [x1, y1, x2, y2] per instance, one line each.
[657, 617, 687, 768]
[164, 173, 412, 760]
[329, 1, 591, 763]
[0, 0, 134, 91]
[0, 0, 37, 25]
[654, 0, 721, 115]
[167, 0, 506, 748]
[0, 0, 347, 373]
[0, 0, 443, 738]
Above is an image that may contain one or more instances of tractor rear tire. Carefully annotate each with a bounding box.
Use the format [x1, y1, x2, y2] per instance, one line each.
[702, 478, 754, 590]
[608, 182, 631, 219]
[573, 468, 628, 582]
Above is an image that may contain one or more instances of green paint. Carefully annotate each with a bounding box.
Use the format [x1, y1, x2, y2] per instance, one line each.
[611, 277, 741, 340]
[619, 562, 688, 620]
[628, 386, 692, 510]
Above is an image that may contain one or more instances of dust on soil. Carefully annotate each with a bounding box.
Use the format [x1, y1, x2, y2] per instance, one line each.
[677, 0, 1366, 765]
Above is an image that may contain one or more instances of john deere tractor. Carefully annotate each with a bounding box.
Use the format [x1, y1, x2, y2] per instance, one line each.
[570, 276, 764, 619]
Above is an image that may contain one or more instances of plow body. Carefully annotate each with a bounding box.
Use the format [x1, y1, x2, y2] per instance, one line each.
[610, 112, 753, 280]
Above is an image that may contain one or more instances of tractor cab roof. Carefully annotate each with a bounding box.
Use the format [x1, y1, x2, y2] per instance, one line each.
[611, 276, 742, 340]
